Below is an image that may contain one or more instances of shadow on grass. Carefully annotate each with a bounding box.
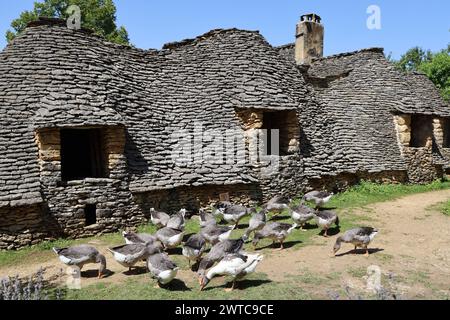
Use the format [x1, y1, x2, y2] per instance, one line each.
[297, 223, 318, 231]
[255, 240, 302, 250]
[318, 207, 338, 211]
[122, 266, 148, 276]
[216, 221, 248, 230]
[234, 223, 248, 230]
[159, 279, 191, 292]
[318, 226, 341, 237]
[183, 233, 195, 242]
[82, 269, 115, 279]
[269, 215, 291, 222]
[166, 247, 183, 255]
[335, 248, 384, 257]
[203, 279, 272, 292]
[189, 261, 200, 272]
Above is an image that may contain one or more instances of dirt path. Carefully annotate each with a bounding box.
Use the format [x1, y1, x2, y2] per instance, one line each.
[258, 189, 450, 298]
[2, 190, 450, 299]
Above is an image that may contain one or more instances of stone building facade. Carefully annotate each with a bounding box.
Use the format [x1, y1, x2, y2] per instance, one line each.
[0, 15, 448, 249]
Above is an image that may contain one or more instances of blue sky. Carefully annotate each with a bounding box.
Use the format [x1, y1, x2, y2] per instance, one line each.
[0, 0, 448, 58]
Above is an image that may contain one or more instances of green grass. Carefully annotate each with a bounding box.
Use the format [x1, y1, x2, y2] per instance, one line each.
[439, 200, 450, 216]
[426, 196, 450, 217]
[325, 179, 450, 209]
[347, 266, 367, 278]
[64, 272, 313, 300]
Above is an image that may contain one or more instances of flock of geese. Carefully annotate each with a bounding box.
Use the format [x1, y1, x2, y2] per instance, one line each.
[52, 190, 379, 291]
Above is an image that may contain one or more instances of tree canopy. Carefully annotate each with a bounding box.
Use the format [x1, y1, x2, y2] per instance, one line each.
[6, 0, 130, 45]
[393, 45, 450, 102]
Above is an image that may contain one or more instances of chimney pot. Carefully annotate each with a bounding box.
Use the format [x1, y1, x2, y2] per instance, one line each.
[295, 14, 324, 65]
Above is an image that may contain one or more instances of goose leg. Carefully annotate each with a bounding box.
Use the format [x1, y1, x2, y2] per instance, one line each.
[323, 228, 329, 237]
[365, 248, 370, 257]
[275, 241, 284, 251]
[225, 281, 236, 292]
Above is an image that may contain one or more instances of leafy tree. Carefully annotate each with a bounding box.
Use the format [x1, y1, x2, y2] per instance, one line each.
[395, 47, 433, 72]
[393, 45, 450, 102]
[419, 50, 450, 101]
[6, 0, 129, 45]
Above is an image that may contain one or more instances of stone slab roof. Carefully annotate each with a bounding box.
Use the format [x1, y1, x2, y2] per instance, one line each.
[276, 44, 450, 177]
[304, 48, 450, 177]
[0, 18, 448, 208]
[0, 19, 309, 206]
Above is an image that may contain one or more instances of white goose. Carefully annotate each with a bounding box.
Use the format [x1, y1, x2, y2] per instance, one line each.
[314, 210, 340, 237]
[264, 195, 291, 219]
[150, 208, 170, 228]
[220, 205, 254, 227]
[146, 246, 179, 287]
[156, 227, 184, 249]
[198, 209, 216, 227]
[200, 253, 264, 292]
[53, 245, 106, 279]
[303, 191, 334, 209]
[333, 227, 379, 257]
[166, 209, 187, 230]
[182, 233, 207, 267]
[108, 243, 151, 272]
[200, 224, 234, 245]
[290, 204, 315, 231]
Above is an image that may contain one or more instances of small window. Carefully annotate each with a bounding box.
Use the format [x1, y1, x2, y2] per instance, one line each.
[443, 119, 450, 148]
[261, 111, 298, 156]
[409, 115, 432, 148]
[60, 129, 107, 181]
[84, 204, 97, 226]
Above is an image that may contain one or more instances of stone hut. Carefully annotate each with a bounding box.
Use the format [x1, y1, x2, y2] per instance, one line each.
[0, 15, 448, 249]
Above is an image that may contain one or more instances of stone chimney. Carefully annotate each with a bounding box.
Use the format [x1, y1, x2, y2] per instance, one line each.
[295, 14, 324, 65]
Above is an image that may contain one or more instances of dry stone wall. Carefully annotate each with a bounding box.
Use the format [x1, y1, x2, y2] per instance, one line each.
[394, 114, 445, 183]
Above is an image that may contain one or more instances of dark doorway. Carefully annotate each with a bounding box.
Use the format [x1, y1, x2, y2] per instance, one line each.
[60, 129, 107, 181]
[262, 113, 276, 156]
[84, 204, 97, 226]
[443, 118, 450, 148]
[262, 111, 296, 156]
[409, 115, 432, 148]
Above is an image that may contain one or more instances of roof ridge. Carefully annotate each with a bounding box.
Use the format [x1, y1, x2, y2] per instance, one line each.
[275, 43, 295, 50]
[314, 47, 384, 62]
[162, 28, 260, 50]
